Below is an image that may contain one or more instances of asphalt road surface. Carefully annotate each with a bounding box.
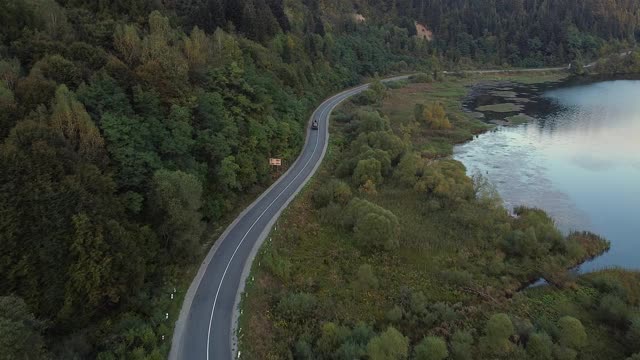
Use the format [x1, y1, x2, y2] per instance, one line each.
[170, 75, 410, 360]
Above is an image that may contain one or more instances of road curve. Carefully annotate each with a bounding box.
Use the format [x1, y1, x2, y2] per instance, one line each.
[170, 75, 411, 360]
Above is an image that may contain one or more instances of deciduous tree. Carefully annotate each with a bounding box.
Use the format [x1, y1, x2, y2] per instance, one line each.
[150, 169, 204, 260]
[414, 336, 448, 360]
[0, 296, 45, 360]
[366, 327, 409, 360]
[479, 313, 515, 355]
[527, 332, 553, 360]
[557, 316, 587, 350]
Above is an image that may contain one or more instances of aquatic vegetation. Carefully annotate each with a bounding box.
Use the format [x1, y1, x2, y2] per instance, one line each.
[505, 113, 536, 125]
[477, 103, 524, 112]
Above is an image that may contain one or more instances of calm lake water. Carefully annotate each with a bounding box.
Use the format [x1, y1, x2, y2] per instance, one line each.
[454, 79, 640, 271]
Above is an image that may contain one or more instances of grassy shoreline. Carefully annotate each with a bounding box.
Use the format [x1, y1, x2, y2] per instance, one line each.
[238, 73, 639, 360]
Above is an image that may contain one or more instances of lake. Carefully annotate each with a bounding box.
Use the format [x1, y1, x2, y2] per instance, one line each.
[454, 79, 640, 271]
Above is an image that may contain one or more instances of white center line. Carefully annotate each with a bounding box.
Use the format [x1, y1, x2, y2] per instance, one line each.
[205, 91, 347, 360]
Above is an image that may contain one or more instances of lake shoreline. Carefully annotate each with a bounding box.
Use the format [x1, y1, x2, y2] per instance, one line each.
[455, 74, 640, 275]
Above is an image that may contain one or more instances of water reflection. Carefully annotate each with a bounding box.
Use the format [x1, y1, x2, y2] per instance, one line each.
[455, 80, 640, 271]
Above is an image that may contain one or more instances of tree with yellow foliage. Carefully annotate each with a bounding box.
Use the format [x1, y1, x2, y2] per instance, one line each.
[50, 85, 105, 163]
[414, 102, 452, 130]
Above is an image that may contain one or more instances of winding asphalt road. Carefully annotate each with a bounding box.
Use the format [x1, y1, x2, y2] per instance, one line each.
[170, 75, 411, 360]
[169, 52, 637, 358]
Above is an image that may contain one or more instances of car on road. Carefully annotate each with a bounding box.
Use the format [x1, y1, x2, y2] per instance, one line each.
[311, 119, 319, 130]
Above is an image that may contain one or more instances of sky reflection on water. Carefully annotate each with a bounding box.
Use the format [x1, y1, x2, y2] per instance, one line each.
[455, 80, 640, 271]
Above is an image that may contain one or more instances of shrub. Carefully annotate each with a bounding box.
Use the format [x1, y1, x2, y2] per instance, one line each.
[414, 160, 474, 203]
[393, 152, 421, 187]
[361, 149, 393, 175]
[366, 327, 408, 360]
[355, 264, 379, 290]
[332, 181, 354, 205]
[386, 306, 403, 323]
[410, 72, 433, 83]
[317, 322, 350, 356]
[369, 78, 387, 103]
[627, 317, 640, 352]
[262, 248, 292, 281]
[409, 291, 428, 315]
[471, 172, 502, 208]
[450, 330, 474, 360]
[526, 332, 553, 360]
[344, 198, 400, 251]
[566, 231, 610, 259]
[479, 313, 515, 355]
[354, 89, 378, 105]
[359, 179, 378, 194]
[294, 340, 314, 359]
[276, 293, 317, 322]
[312, 179, 353, 208]
[512, 317, 534, 344]
[597, 294, 630, 328]
[318, 202, 344, 226]
[540, 262, 573, 288]
[336, 148, 392, 179]
[557, 316, 587, 350]
[385, 80, 408, 89]
[353, 158, 383, 187]
[485, 314, 515, 339]
[503, 227, 547, 259]
[588, 276, 627, 299]
[34, 54, 82, 88]
[513, 207, 565, 252]
[425, 199, 441, 211]
[441, 269, 473, 286]
[332, 109, 353, 123]
[357, 110, 390, 133]
[352, 131, 405, 161]
[414, 102, 452, 129]
[343, 197, 398, 229]
[414, 336, 448, 360]
[354, 212, 399, 250]
[312, 184, 334, 208]
[553, 345, 578, 360]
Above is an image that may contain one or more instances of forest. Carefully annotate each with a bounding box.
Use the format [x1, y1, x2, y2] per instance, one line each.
[0, 0, 639, 358]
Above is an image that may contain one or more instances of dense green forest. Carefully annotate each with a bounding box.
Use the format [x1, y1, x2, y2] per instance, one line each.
[1, 0, 639, 358]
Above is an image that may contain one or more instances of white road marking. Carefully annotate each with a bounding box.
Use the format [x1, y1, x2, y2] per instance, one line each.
[205, 91, 347, 360]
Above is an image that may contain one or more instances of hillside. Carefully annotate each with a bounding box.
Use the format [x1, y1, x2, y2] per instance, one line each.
[0, 0, 639, 358]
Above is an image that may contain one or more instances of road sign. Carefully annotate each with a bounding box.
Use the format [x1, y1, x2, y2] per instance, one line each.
[269, 158, 282, 166]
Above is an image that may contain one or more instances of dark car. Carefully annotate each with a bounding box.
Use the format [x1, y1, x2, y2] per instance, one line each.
[311, 119, 319, 130]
